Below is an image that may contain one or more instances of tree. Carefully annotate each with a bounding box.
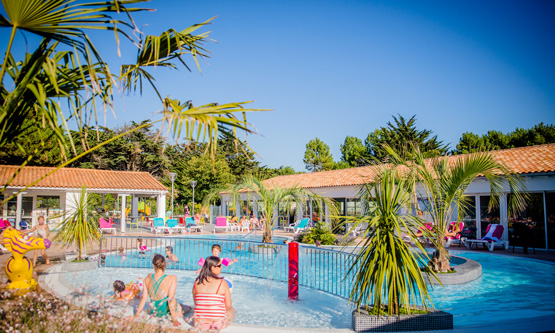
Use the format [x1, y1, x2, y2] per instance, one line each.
[303, 138, 335, 171]
[340, 136, 368, 167]
[0, 0, 264, 204]
[386, 144, 527, 272]
[72, 121, 169, 178]
[347, 168, 436, 315]
[365, 115, 447, 161]
[454, 123, 555, 154]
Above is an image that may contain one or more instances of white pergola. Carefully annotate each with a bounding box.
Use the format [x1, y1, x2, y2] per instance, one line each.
[1, 165, 168, 233]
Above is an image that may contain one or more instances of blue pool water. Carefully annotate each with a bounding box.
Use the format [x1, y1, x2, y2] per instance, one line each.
[91, 241, 555, 329]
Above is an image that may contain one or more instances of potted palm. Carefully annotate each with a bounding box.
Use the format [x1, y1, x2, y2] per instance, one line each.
[347, 168, 450, 332]
[54, 186, 101, 271]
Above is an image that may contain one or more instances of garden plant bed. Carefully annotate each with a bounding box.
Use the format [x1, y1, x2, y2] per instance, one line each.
[352, 305, 453, 332]
[424, 255, 482, 285]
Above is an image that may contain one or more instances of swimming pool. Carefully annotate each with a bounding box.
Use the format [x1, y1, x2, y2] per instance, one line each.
[93, 237, 555, 328]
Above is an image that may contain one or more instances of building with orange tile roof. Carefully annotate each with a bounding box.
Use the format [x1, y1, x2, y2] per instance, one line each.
[220, 144, 555, 250]
[1, 165, 168, 232]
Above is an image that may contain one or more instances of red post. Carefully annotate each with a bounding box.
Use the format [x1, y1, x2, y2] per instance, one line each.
[288, 241, 299, 300]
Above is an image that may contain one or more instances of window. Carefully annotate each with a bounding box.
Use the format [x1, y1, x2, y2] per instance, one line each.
[460, 196, 476, 233]
[546, 192, 555, 250]
[346, 198, 361, 216]
[479, 196, 500, 238]
[509, 193, 545, 249]
[37, 196, 61, 218]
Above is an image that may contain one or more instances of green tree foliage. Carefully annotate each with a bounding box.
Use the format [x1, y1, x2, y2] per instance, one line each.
[0, 0, 264, 204]
[454, 123, 555, 154]
[340, 136, 368, 167]
[297, 221, 336, 245]
[72, 121, 169, 178]
[0, 113, 62, 166]
[365, 115, 447, 161]
[303, 137, 335, 171]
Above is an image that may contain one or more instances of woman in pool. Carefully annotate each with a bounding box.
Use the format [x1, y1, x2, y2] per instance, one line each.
[131, 254, 182, 327]
[165, 246, 179, 262]
[192, 256, 235, 330]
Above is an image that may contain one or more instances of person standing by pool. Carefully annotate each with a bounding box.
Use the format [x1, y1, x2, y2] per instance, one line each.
[24, 216, 50, 266]
[192, 256, 235, 330]
[130, 254, 183, 327]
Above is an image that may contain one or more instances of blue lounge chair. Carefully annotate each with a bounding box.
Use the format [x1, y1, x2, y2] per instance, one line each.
[151, 217, 169, 235]
[284, 218, 310, 234]
[185, 217, 203, 233]
[166, 218, 187, 234]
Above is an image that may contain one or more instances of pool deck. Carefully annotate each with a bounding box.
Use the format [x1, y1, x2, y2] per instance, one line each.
[2, 224, 555, 332]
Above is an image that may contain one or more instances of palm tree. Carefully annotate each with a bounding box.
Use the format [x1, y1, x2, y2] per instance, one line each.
[204, 176, 338, 243]
[0, 0, 266, 203]
[53, 186, 101, 261]
[386, 144, 527, 272]
[347, 167, 437, 315]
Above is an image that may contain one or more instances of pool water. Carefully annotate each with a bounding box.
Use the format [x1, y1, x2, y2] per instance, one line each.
[77, 247, 555, 329]
[63, 268, 353, 329]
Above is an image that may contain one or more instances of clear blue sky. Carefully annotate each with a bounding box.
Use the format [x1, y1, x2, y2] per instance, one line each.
[5, 0, 555, 171]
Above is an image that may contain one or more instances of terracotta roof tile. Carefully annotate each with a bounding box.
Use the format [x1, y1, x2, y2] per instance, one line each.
[263, 144, 555, 189]
[0, 166, 167, 192]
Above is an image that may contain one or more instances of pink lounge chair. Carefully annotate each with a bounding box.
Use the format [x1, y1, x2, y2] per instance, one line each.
[465, 224, 508, 251]
[213, 216, 230, 233]
[445, 221, 464, 247]
[99, 218, 116, 234]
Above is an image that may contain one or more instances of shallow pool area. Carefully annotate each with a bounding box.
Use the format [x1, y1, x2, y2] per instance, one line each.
[62, 267, 353, 329]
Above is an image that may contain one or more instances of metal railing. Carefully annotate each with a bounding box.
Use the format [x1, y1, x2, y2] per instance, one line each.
[98, 235, 357, 300]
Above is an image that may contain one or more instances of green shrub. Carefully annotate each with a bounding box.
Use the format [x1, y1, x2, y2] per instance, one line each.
[297, 222, 336, 245]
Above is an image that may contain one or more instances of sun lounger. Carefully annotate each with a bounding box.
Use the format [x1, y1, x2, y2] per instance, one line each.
[213, 216, 230, 233]
[186, 217, 203, 232]
[284, 218, 310, 234]
[166, 218, 187, 234]
[151, 217, 170, 235]
[99, 218, 116, 234]
[465, 224, 508, 251]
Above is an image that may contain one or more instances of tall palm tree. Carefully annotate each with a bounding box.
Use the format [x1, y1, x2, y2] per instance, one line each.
[347, 167, 437, 315]
[0, 0, 266, 202]
[385, 144, 528, 272]
[204, 176, 338, 243]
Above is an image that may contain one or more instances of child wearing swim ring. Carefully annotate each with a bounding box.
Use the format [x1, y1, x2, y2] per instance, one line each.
[112, 280, 141, 301]
[137, 238, 147, 254]
[196, 244, 237, 272]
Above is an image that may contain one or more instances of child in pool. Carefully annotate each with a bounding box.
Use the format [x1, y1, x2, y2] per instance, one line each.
[111, 280, 141, 301]
[165, 246, 179, 262]
[196, 244, 237, 273]
[136, 238, 147, 254]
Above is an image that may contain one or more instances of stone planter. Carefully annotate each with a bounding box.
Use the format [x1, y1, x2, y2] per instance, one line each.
[425, 255, 482, 285]
[352, 306, 453, 332]
[61, 260, 97, 272]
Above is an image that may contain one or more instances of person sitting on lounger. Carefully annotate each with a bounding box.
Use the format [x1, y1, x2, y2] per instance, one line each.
[445, 222, 462, 238]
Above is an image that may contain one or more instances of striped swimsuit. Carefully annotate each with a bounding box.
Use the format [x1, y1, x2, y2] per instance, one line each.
[193, 280, 227, 329]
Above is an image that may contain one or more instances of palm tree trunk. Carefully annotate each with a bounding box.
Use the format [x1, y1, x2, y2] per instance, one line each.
[262, 228, 272, 243]
[429, 234, 451, 272]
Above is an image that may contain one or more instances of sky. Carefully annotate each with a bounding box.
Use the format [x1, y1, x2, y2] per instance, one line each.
[4, 0, 555, 171]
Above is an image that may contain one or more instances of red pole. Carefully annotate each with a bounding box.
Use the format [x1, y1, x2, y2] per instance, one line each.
[288, 241, 299, 300]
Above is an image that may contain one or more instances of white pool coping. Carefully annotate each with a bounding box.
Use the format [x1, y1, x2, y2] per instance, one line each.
[38, 262, 555, 333]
